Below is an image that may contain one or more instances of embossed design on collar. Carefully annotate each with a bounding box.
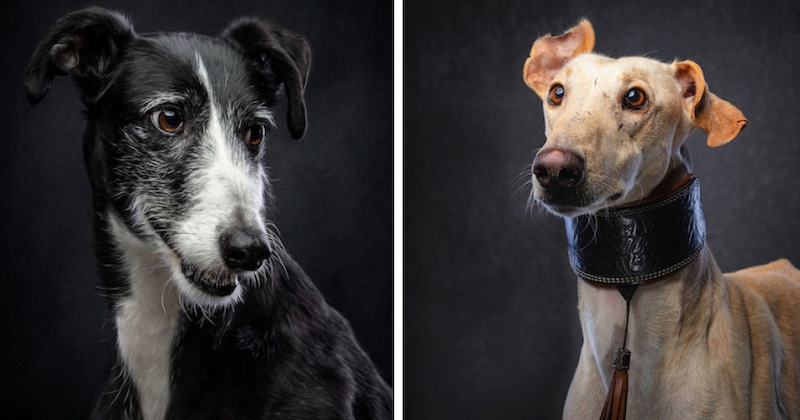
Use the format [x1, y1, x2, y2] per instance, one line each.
[565, 178, 706, 285]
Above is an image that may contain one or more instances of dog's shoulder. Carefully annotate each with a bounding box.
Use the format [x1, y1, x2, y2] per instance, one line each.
[725, 259, 800, 331]
[169, 249, 392, 418]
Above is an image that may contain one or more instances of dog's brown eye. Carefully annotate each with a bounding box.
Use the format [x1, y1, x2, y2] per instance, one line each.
[623, 88, 647, 110]
[151, 109, 184, 134]
[244, 125, 266, 148]
[548, 84, 565, 105]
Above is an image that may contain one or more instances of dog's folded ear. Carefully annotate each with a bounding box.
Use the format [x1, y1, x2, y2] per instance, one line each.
[673, 60, 748, 147]
[523, 20, 595, 98]
[222, 19, 311, 140]
[25, 7, 135, 106]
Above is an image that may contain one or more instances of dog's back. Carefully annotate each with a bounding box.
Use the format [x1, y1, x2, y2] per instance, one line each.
[725, 259, 800, 415]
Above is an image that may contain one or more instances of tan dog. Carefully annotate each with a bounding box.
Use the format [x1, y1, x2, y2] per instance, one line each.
[523, 20, 800, 419]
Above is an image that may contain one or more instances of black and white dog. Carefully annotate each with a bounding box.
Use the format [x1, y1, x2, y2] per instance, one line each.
[26, 8, 391, 419]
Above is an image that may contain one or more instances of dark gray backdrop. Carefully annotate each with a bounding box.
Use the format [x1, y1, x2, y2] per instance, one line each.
[405, 0, 800, 418]
[0, 0, 392, 417]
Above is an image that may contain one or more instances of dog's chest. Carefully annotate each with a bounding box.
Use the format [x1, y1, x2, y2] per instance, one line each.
[116, 286, 179, 420]
[111, 218, 181, 420]
[575, 278, 745, 418]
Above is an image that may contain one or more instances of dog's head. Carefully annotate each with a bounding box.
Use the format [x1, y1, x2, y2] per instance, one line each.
[523, 20, 748, 217]
[26, 8, 310, 307]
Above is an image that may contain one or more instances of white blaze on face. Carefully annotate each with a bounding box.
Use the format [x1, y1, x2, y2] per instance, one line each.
[170, 56, 270, 303]
[109, 54, 275, 420]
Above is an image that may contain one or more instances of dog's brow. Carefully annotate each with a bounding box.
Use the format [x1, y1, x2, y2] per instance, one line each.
[253, 108, 277, 129]
[138, 92, 188, 113]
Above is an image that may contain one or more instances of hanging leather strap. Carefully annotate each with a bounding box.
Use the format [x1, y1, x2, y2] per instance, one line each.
[599, 285, 636, 420]
[599, 362, 629, 420]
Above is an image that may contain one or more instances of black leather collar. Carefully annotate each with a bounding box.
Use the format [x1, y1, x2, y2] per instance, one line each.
[565, 178, 706, 285]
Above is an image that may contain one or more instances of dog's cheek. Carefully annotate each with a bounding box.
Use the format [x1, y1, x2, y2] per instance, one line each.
[637, 118, 677, 186]
[107, 127, 187, 235]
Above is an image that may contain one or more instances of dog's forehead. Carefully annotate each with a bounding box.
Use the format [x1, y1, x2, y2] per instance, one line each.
[561, 54, 676, 88]
[119, 34, 261, 109]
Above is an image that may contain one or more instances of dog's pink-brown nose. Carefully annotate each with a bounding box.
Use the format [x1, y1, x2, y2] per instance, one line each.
[532, 148, 585, 190]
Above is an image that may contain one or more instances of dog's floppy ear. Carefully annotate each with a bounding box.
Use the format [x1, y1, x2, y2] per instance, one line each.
[222, 18, 311, 140]
[523, 20, 595, 98]
[673, 60, 748, 147]
[25, 7, 135, 106]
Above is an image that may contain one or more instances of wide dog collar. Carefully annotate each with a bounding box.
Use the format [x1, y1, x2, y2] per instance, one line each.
[565, 177, 706, 285]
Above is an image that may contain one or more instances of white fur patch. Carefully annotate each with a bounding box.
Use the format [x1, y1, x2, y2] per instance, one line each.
[168, 56, 269, 307]
[110, 213, 180, 420]
[137, 92, 188, 114]
[253, 108, 278, 129]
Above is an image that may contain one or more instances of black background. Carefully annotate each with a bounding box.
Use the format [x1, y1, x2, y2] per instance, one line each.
[0, 0, 392, 417]
[405, 0, 800, 418]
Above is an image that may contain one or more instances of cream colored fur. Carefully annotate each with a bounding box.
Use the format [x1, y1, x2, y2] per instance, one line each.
[524, 20, 800, 419]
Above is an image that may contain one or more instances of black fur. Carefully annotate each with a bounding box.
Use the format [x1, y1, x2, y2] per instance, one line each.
[92, 251, 392, 419]
[26, 7, 391, 419]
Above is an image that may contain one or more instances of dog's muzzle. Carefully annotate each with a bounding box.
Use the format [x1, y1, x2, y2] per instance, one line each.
[179, 228, 271, 297]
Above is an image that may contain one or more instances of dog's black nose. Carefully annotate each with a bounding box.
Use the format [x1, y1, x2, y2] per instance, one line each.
[220, 229, 271, 271]
[532, 148, 585, 190]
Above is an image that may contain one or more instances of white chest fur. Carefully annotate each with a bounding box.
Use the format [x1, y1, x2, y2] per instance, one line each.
[110, 215, 181, 420]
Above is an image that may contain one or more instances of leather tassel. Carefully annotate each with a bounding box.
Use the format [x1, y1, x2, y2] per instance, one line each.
[599, 348, 630, 420]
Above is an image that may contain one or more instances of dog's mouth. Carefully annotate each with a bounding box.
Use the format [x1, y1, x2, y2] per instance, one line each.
[539, 190, 625, 217]
[540, 197, 584, 215]
[181, 262, 239, 297]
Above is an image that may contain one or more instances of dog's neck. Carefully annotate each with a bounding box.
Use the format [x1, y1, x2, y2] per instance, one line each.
[565, 176, 705, 286]
[572, 168, 723, 403]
